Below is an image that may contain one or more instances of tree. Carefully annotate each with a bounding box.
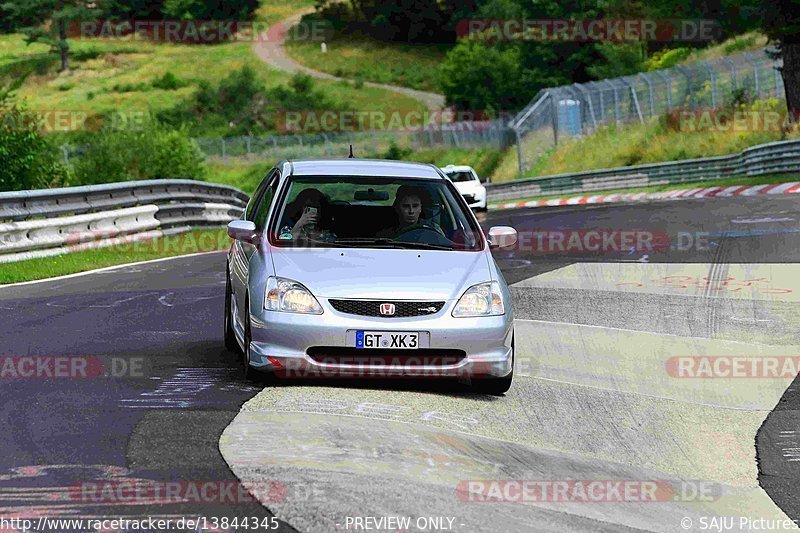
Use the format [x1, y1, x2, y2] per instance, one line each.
[755, 0, 800, 116]
[0, 75, 71, 191]
[1, 0, 101, 72]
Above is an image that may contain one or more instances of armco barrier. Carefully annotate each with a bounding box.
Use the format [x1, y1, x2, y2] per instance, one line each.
[0, 180, 249, 263]
[486, 138, 800, 202]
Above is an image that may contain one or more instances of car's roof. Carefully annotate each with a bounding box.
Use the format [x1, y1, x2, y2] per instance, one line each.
[441, 165, 475, 173]
[280, 159, 445, 180]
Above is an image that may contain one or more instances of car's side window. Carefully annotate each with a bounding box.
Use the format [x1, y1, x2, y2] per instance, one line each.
[253, 173, 279, 230]
[245, 174, 271, 222]
[245, 170, 278, 224]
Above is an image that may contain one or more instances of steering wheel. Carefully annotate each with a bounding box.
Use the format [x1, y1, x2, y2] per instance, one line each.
[392, 222, 454, 247]
[394, 222, 445, 238]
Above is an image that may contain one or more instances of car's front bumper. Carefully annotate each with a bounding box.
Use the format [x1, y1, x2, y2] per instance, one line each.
[248, 300, 513, 379]
[461, 191, 487, 209]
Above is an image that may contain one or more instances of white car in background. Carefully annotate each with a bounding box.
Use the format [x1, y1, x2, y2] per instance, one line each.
[442, 165, 487, 212]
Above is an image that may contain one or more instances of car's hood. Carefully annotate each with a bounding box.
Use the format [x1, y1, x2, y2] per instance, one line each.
[454, 181, 482, 193]
[270, 247, 491, 300]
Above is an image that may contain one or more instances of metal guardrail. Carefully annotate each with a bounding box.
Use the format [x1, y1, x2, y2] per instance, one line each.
[0, 180, 249, 263]
[485, 138, 800, 202]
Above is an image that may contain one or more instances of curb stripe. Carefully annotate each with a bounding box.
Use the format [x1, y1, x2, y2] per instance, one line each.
[490, 180, 800, 211]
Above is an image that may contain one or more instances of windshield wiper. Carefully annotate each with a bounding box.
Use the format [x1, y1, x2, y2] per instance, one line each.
[334, 238, 453, 251]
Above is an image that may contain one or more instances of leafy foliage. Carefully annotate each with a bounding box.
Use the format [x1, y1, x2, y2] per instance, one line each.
[159, 67, 346, 136]
[69, 117, 206, 185]
[0, 79, 70, 191]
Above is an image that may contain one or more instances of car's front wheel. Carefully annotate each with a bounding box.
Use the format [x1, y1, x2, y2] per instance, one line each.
[224, 271, 240, 354]
[241, 294, 275, 385]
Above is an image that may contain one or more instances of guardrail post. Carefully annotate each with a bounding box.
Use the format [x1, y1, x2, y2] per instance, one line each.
[221, 138, 226, 161]
[573, 84, 597, 131]
[699, 61, 717, 108]
[745, 52, 760, 96]
[246, 136, 252, 160]
[638, 73, 655, 119]
[622, 79, 644, 123]
[720, 56, 738, 91]
[654, 70, 672, 111]
[601, 81, 621, 123]
[515, 128, 524, 176]
[549, 92, 559, 145]
[676, 66, 694, 109]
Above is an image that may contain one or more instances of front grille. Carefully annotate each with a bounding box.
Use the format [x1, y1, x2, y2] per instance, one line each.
[328, 299, 445, 318]
[307, 347, 466, 366]
[462, 194, 476, 203]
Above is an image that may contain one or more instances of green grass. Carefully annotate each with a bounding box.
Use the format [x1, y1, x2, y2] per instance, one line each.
[0, 228, 231, 284]
[524, 98, 799, 178]
[677, 32, 768, 66]
[286, 36, 448, 92]
[0, 31, 424, 123]
[489, 173, 800, 206]
[207, 160, 272, 194]
[403, 146, 503, 179]
[256, 0, 316, 24]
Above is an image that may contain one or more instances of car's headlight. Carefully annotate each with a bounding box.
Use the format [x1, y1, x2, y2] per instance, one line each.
[452, 281, 504, 317]
[265, 276, 323, 314]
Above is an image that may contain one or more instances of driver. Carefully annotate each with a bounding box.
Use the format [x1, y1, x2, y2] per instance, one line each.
[377, 185, 445, 238]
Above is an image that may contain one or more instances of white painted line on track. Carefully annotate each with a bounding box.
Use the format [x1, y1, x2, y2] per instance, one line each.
[0, 250, 226, 290]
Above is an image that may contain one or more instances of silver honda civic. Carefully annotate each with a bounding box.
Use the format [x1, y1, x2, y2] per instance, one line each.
[224, 159, 518, 394]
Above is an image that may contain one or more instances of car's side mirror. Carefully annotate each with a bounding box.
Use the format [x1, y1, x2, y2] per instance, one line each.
[227, 220, 258, 244]
[487, 226, 517, 249]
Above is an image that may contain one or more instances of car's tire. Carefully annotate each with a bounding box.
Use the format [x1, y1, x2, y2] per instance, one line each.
[471, 334, 513, 395]
[224, 271, 241, 354]
[242, 294, 275, 385]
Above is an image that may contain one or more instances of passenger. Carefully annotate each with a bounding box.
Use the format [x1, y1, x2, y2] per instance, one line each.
[279, 188, 336, 244]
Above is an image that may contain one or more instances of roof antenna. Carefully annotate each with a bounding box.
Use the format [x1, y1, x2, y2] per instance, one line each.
[348, 144, 354, 158]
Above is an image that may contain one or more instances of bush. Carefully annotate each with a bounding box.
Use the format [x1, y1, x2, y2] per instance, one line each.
[439, 39, 524, 112]
[70, 117, 206, 185]
[151, 71, 186, 90]
[383, 140, 412, 160]
[0, 103, 71, 191]
[159, 68, 347, 136]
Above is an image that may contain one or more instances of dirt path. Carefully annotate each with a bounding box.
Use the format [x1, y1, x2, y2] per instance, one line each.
[254, 10, 446, 111]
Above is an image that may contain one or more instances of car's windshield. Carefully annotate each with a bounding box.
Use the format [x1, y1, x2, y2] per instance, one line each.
[446, 171, 474, 183]
[268, 176, 483, 251]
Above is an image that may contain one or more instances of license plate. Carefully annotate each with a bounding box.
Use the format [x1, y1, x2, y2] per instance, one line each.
[356, 331, 419, 349]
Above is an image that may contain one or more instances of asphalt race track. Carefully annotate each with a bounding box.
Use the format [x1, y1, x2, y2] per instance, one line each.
[2, 194, 800, 532]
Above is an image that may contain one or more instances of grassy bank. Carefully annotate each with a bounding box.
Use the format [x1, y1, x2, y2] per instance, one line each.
[0, 228, 230, 285]
[285, 36, 447, 92]
[0, 31, 423, 122]
[487, 98, 800, 185]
